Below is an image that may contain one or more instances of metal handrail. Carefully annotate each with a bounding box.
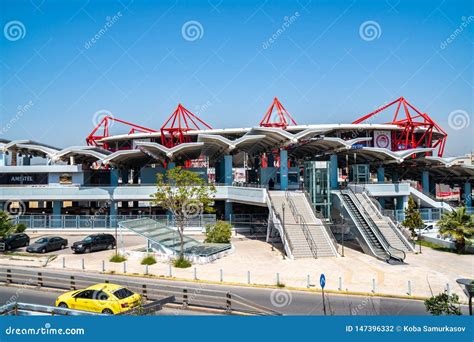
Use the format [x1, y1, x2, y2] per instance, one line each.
[285, 191, 318, 259]
[267, 192, 293, 255]
[302, 189, 339, 254]
[342, 188, 406, 262]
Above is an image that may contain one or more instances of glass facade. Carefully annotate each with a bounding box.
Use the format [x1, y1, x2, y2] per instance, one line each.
[303, 161, 331, 218]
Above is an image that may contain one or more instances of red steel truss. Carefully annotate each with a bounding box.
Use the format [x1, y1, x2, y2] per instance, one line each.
[86, 115, 156, 150]
[160, 104, 212, 148]
[352, 97, 447, 157]
[260, 97, 297, 129]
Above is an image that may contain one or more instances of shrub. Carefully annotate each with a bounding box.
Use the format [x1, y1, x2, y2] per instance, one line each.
[205, 220, 232, 243]
[173, 256, 192, 268]
[15, 223, 27, 233]
[141, 255, 157, 265]
[424, 292, 462, 316]
[109, 254, 127, 263]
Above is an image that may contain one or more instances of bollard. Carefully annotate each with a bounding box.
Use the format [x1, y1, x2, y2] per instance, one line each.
[220, 269, 223, 282]
[70, 276, 76, 290]
[226, 292, 232, 313]
[446, 283, 451, 295]
[6, 269, 11, 285]
[307, 274, 310, 288]
[372, 278, 376, 293]
[142, 284, 148, 300]
[407, 280, 412, 296]
[145, 264, 149, 275]
[62, 257, 65, 269]
[194, 267, 197, 280]
[168, 264, 172, 277]
[123, 262, 127, 274]
[102, 260, 105, 272]
[37, 272, 43, 287]
[247, 271, 251, 284]
[338, 276, 342, 291]
[183, 288, 188, 307]
[276, 272, 280, 285]
[81, 258, 85, 270]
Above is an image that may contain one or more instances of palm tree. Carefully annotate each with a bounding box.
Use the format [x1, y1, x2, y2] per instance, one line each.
[437, 207, 474, 252]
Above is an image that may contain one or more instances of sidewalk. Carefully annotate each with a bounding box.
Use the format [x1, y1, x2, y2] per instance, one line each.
[1, 235, 472, 300]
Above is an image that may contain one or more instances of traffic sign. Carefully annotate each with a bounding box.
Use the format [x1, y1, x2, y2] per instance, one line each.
[320, 274, 326, 289]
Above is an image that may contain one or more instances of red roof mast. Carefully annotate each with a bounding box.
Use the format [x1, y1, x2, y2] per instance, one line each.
[352, 97, 447, 157]
[160, 104, 212, 148]
[260, 97, 297, 129]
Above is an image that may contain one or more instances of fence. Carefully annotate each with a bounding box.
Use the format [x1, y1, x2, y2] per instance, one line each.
[12, 214, 216, 229]
[384, 208, 443, 223]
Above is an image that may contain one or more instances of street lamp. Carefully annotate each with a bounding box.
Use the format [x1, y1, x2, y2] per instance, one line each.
[456, 278, 474, 316]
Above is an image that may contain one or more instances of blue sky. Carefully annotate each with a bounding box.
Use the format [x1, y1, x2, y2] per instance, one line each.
[0, 0, 472, 156]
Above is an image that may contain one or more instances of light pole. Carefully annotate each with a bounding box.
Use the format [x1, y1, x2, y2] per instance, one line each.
[340, 213, 345, 257]
[418, 225, 422, 254]
[282, 203, 286, 260]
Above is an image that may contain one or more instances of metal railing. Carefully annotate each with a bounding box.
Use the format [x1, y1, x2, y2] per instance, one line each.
[285, 191, 318, 259]
[267, 191, 293, 257]
[0, 267, 280, 316]
[12, 214, 216, 229]
[342, 188, 406, 262]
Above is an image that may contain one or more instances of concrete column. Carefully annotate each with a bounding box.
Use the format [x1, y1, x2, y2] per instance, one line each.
[52, 201, 62, 228]
[377, 166, 385, 182]
[224, 200, 233, 221]
[465, 181, 472, 208]
[422, 171, 430, 193]
[223, 155, 233, 185]
[392, 171, 399, 183]
[267, 153, 275, 168]
[279, 149, 288, 191]
[329, 154, 338, 189]
[22, 156, 31, 165]
[110, 169, 119, 187]
[132, 168, 139, 184]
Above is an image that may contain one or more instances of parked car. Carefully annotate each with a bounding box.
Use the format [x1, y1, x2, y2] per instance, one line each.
[55, 283, 142, 315]
[71, 234, 116, 254]
[26, 236, 68, 253]
[0, 233, 30, 251]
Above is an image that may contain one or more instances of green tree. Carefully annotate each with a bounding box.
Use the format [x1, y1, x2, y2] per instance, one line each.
[424, 292, 462, 316]
[402, 196, 424, 237]
[205, 220, 232, 243]
[0, 211, 26, 237]
[437, 207, 474, 252]
[151, 167, 216, 261]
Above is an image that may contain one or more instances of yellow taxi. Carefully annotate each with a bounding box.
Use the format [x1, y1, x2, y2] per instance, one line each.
[55, 283, 143, 315]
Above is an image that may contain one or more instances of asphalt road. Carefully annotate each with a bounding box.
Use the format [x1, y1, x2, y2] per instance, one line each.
[3, 267, 469, 316]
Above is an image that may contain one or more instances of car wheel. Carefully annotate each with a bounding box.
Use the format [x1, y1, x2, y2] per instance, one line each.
[25, 241, 29, 247]
[61, 244, 66, 249]
[41, 248, 46, 254]
[58, 302, 68, 308]
[107, 244, 113, 250]
[102, 308, 113, 315]
[6, 245, 11, 251]
[85, 247, 91, 253]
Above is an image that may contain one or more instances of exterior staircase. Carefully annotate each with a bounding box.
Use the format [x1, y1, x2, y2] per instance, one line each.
[268, 191, 338, 258]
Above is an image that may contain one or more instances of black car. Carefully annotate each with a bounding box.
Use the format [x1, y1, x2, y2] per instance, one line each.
[0, 233, 30, 251]
[26, 236, 68, 253]
[71, 234, 116, 253]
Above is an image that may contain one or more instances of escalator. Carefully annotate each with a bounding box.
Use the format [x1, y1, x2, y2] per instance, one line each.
[339, 190, 406, 263]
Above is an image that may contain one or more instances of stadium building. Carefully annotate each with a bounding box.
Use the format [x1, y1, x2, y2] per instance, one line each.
[1, 97, 472, 262]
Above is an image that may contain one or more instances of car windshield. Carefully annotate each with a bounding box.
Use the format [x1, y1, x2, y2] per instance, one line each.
[82, 236, 93, 243]
[35, 238, 49, 244]
[113, 288, 134, 300]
